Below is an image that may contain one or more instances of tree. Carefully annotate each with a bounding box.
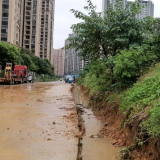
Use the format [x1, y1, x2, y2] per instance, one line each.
[66, 0, 143, 61]
[0, 42, 22, 69]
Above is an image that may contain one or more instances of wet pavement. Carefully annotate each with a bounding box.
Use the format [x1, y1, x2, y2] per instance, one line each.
[0, 82, 78, 160]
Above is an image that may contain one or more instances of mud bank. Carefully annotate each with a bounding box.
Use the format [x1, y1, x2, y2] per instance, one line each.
[73, 85, 160, 160]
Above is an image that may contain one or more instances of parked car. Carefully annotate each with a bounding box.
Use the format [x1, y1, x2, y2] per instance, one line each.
[65, 75, 72, 83]
[27, 75, 34, 83]
[68, 77, 73, 83]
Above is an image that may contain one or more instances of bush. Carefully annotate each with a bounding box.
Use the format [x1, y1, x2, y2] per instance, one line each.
[114, 45, 157, 86]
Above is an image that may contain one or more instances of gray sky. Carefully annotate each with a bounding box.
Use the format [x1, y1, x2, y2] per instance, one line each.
[53, 0, 160, 49]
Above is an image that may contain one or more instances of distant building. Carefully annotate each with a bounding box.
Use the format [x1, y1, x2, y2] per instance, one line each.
[64, 33, 80, 75]
[135, 0, 154, 19]
[102, 0, 154, 19]
[102, 0, 127, 17]
[64, 33, 89, 75]
[53, 49, 65, 76]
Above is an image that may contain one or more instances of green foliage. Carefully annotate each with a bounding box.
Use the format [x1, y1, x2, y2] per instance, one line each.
[0, 42, 22, 69]
[67, 0, 143, 61]
[21, 53, 38, 72]
[77, 60, 110, 94]
[144, 106, 160, 137]
[118, 147, 131, 160]
[120, 63, 160, 137]
[114, 45, 157, 85]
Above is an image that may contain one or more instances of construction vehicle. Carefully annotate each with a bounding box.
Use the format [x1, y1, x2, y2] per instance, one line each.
[0, 63, 28, 84]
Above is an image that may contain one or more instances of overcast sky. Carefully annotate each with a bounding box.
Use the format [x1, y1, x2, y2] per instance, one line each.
[53, 0, 160, 49]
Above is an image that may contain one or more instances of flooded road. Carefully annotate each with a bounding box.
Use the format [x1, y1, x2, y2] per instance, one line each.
[0, 82, 78, 160]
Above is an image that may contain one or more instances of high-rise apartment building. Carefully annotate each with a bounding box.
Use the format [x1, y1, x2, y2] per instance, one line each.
[40, 0, 54, 62]
[22, 0, 55, 62]
[102, 0, 127, 17]
[64, 33, 80, 75]
[0, 0, 55, 63]
[135, 0, 154, 19]
[53, 49, 65, 76]
[0, 0, 23, 46]
[22, 0, 42, 57]
[64, 33, 88, 75]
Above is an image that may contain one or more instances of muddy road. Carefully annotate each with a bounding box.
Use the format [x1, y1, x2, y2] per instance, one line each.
[0, 82, 118, 160]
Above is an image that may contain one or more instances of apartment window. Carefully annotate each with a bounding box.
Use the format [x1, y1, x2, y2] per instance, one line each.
[26, 26, 30, 29]
[26, 16, 30, 20]
[26, 31, 30, 34]
[2, 12, 8, 17]
[26, 36, 30, 39]
[1, 29, 7, 33]
[26, 7, 31, 10]
[2, 21, 8, 25]
[1, 38, 7, 41]
[2, 4, 9, 9]
[25, 40, 29, 44]
[25, 45, 29, 49]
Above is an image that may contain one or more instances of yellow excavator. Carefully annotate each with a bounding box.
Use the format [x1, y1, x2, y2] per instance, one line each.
[4, 63, 12, 79]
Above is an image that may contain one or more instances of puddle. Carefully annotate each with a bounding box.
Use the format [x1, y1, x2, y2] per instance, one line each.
[73, 87, 118, 160]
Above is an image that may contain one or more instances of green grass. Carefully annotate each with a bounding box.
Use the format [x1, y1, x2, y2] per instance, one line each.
[120, 63, 160, 137]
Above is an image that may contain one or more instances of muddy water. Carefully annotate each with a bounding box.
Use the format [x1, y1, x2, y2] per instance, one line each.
[0, 82, 78, 160]
[73, 88, 118, 160]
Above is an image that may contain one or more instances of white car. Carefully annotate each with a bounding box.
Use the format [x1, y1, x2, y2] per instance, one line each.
[27, 75, 34, 83]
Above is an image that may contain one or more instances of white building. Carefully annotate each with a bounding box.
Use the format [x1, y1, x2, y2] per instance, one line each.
[136, 0, 154, 19]
[102, 0, 127, 17]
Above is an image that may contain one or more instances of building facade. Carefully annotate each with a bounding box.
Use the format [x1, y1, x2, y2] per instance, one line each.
[53, 49, 65, 76]
[0, 0, 55, 64]
[0, 0, 23, 46]
[102, 0, 127, 17]
[22, 0, 42, 57]
[40, 0, 54, 62]
[102, 0, 154, 19]
[64, 33, 79, 75]
[64, 33, 88, 75]
[136, 0, 154, 19]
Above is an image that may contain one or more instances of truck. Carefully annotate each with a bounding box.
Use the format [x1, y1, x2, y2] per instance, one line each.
[0, 63, 28, 84]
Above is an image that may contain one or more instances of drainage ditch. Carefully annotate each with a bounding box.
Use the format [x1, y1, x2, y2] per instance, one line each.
[73, 87, 118, 160]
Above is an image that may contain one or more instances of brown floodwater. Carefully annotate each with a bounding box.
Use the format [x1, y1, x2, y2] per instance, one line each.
[73, 87, 119, 160]
[0, 82, 78, 160]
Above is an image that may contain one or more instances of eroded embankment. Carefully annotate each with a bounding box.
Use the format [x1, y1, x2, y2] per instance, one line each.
[74, 85, 160, 160]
